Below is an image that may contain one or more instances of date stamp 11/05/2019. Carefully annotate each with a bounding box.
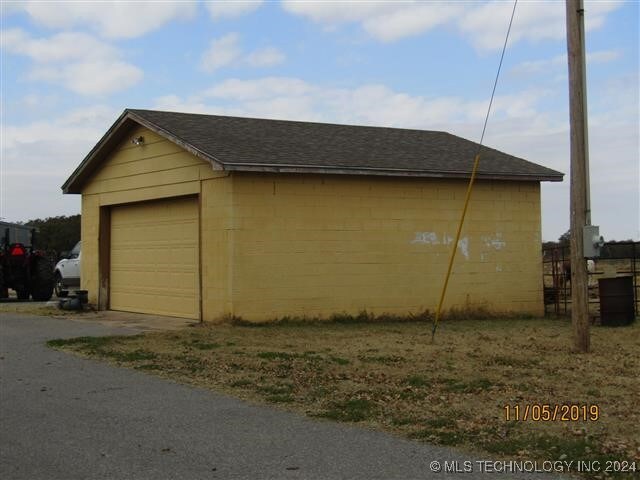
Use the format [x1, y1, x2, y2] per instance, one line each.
[504, 404, 600, 422]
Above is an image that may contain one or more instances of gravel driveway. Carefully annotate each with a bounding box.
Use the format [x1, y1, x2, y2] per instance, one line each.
[0, 313, 561, 480]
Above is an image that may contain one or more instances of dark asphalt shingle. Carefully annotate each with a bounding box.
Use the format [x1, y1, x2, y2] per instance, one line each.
[127, 109, 563, 181]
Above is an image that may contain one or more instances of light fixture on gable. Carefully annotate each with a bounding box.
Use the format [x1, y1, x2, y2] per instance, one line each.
[131, 136, 144, 146]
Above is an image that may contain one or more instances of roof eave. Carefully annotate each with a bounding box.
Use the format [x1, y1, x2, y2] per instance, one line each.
[222, 163, 564, 182]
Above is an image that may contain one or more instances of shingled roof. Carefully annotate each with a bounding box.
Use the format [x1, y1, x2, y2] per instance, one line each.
[62, 109, 563, 193]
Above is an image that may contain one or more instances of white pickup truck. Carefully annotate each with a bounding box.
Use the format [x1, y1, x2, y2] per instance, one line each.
[54, 241, 81, 297]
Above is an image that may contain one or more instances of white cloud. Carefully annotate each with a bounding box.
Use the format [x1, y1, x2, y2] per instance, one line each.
[200, 33, 285, 72]
[201, 33, 243, 72]
[0, 105, 120, 221]
[205, 0, 263, 19]
[511, 49, 621, 76]
[13, 1, 197, 39]
[281, 1, 460, 41]
[282, 0, 623, 48]
[204, 77, 312, 100]
[0, 28, 142, 95]
[459, 0, 623, 50]
[362, 3, 463, 42]
[30, 61, 143, 96]
[158, 76, 544, 129]
[0, 29, 116, 63]
[245, 46, 286, 67]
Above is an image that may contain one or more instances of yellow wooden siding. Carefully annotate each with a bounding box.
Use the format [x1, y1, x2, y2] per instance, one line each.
[110, 196, 200, 319]
[229, 173, 543, 321]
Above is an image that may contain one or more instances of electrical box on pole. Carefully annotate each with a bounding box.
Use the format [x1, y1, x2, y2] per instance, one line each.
[583, 225, 604, 258]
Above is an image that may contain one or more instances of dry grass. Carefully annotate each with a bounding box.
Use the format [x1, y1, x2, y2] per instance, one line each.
[48, 316, 640, 478]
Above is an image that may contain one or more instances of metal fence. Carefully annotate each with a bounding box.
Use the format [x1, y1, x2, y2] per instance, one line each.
[542, 241, 639, 319]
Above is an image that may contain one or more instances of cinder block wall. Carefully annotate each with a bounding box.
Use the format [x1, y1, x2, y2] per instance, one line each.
[201, 175, 233, 321]
[229, 173, 543, 321]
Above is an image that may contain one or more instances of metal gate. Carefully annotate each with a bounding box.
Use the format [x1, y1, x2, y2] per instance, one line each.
[542, 241, 639, 319]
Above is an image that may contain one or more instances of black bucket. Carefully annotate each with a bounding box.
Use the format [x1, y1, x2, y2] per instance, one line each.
[598, 276, 635, 326]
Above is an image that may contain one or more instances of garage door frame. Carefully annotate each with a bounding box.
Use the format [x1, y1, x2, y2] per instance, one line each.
[98, 194, 202, 320]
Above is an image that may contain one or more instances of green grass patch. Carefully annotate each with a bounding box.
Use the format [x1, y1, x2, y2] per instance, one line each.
[486, 355, 539, 368]
[443, 378, 493, 393]
[257, 383, 293, 395]
[257, 351, 297, 361]
[265, 394, 295, 403]
[405, 375, 430, 387]
[411, 428, 465, 446]
[317, 398, 376, 422]
[135, 364, 163, 371]
[425, 417, 456, 429]
[229, 379, 254, 388]
[358, 355, 406, 364]
[47, 335, 140, 350]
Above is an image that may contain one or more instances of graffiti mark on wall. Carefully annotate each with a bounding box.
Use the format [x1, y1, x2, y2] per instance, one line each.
[481, 233, 506, 250]
[411, 232, 469, 260]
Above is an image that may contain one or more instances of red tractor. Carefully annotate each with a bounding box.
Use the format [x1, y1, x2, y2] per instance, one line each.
[0, 222, 54, 301]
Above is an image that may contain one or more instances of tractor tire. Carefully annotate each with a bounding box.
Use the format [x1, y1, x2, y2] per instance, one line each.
[31, 257, 54, 301]
[0, 266, 7, 299]
[54, 272, 68, 298]
[16, 288, 30, 300]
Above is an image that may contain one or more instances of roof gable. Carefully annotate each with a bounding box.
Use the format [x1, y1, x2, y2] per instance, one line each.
[62, 109, 563, 193]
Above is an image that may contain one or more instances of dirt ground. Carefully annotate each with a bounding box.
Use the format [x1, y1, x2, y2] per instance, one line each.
[47, 315, 640, 479]
[0, 299, 197, 331]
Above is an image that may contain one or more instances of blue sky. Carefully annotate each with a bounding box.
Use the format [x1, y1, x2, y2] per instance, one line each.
[1, 0, 638, 241]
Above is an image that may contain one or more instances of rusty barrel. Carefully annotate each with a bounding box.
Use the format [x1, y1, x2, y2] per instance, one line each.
[598, 276, 635, 326]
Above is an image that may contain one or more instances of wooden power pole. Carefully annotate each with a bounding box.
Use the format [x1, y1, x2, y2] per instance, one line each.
[566, 0, 591, 353]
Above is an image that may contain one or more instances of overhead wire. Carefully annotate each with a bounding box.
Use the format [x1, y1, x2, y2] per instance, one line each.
[431, 0, 519, 342]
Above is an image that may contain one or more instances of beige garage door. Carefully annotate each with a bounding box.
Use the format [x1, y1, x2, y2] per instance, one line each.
[110, 196, 200, 319]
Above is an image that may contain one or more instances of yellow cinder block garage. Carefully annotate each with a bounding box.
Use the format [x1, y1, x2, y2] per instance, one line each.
[62, 109, 563, 322]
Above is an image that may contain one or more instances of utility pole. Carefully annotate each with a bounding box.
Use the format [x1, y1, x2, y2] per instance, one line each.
[566, 0, 591, 353]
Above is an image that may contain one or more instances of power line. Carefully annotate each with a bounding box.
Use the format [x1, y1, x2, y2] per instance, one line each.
[431, 0, 519, 342]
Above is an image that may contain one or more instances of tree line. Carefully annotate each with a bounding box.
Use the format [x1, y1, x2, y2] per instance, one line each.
[15, 215, 81, 259]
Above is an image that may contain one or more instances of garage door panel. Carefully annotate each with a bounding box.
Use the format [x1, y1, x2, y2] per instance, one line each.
[110, 196, 199, 319]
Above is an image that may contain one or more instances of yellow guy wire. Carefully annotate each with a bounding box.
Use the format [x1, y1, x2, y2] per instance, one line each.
[431, 0, 518, 342]
[431, 153, 481, 340]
